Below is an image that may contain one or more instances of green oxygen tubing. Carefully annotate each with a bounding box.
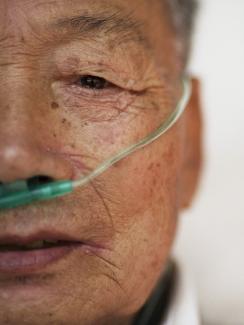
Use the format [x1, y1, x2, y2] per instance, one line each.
[0, 77, 192, 210]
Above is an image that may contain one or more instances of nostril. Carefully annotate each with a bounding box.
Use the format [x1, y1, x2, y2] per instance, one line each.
[27, 175, 54, 189]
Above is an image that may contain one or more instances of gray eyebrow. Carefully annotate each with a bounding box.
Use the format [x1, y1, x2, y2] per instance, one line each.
[51, 11, 149, 48]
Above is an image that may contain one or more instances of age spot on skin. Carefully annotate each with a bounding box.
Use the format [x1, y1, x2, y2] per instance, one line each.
[61, 118, 72, 127]
[51, 101, 59, 109]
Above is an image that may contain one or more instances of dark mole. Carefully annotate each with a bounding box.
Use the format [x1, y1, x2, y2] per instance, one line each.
[81, 121, 89, 127]
[51, 101, 59, 109]
[62, 118, 72, 127]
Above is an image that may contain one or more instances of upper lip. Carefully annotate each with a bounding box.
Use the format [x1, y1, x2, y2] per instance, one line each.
[0, 230, 83, 246]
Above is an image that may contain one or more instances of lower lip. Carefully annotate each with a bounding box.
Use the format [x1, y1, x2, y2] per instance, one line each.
[0, 244, 82, 274]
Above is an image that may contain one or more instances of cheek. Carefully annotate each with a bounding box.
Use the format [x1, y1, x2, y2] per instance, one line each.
[93, 133, 180, 313]
[106, 133, 180, 229]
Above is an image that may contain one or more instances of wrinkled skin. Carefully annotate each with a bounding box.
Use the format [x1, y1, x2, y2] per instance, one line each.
[0, 1, 202, 324]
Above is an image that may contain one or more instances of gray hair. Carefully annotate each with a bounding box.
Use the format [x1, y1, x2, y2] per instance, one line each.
[165, 0, 198, 65]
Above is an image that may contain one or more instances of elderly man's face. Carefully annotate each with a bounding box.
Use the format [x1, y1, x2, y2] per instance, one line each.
[0, 0, 201, 324]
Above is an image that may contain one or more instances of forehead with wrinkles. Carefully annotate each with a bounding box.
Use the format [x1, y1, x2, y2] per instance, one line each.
[0, 0, 181, 80]
[0, 1, 174, 48]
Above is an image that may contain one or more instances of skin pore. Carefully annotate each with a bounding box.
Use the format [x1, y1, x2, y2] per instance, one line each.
[0, 0, 201, 324]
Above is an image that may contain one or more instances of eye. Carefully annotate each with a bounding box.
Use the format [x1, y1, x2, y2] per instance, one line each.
[75, 75, 110, 90]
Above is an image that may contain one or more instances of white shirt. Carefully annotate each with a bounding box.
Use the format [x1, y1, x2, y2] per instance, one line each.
[163, 263, 200, 325]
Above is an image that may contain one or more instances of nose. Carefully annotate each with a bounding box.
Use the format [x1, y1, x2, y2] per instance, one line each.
[0, 63, 75, 185]
[0, 138, 74, 184]
[0, 94, 74, 184]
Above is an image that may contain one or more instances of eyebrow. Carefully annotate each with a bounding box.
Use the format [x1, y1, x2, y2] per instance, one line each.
[50, 11, 149, 48]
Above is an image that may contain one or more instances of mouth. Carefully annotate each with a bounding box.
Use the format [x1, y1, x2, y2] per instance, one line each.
[0, 239, 77, 251]
[0, 232, 100, 274]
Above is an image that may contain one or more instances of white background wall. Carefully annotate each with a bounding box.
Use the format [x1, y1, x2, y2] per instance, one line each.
[173, 1, 244, 324]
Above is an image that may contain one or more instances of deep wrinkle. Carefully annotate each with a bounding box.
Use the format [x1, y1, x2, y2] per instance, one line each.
[49, 8, 149, 49]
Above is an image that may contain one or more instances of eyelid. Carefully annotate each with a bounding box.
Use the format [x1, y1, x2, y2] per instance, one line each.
[70, 77, 116, 98]
[64, 76, 120, 98]
[55, 61, 141, 91]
